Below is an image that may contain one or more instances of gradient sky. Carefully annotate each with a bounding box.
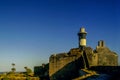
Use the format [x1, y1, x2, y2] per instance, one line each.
[0, 0, 119, 72]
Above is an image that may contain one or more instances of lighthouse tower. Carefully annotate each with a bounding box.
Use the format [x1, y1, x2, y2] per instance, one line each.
[78, 27, 87, 50]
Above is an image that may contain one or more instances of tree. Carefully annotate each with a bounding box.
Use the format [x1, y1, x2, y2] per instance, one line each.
[11, 63, 16, 73]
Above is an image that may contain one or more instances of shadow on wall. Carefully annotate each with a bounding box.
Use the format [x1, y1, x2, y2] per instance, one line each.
[50, 56, 86, 80]
[34, 63, 49, 80]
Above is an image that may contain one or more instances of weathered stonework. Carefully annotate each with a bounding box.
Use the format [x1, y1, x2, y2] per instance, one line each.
[49, 50, 81, 77]
[49, 47, 93, 79]
[49, 28, 118, 80]
[49, 41, 118, 79]
[95, 47, 118, 66]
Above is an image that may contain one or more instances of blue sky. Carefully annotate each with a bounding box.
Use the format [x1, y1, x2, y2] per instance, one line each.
[0, 0, 119, 71]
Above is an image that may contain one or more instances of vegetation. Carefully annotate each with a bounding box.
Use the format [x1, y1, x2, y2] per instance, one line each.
[0, 63, 39, 80]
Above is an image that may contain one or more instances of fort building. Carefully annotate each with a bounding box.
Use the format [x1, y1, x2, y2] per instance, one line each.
[49, 27, 118, 80]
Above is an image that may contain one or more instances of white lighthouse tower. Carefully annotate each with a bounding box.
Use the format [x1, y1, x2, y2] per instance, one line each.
[78, 27, 87, 50]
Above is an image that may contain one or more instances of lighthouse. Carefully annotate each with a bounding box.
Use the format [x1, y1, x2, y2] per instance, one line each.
[78, 27, 87, 50]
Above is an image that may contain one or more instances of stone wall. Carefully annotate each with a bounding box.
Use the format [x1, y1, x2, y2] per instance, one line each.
[49, 47, 94, 79]
[49, 51, 81, 77]
[49, 45, 118, 79]
[95, 47, 118, 66]
[49, 48, 83, 77]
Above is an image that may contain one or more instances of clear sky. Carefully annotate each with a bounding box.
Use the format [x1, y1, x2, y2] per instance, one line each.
[0, 0, 119, 72]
